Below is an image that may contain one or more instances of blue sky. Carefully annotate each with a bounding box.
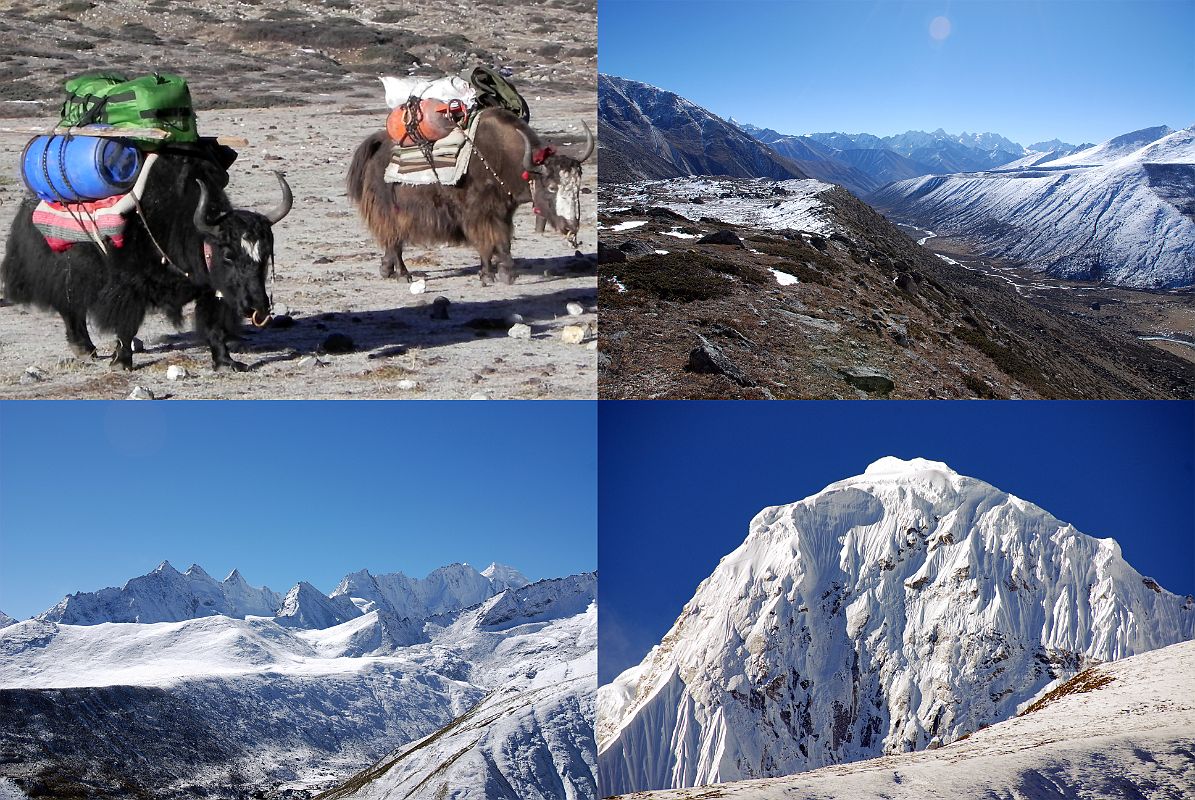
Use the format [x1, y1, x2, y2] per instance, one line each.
[598, 401, 1195, 685]
[0, 402, 596, 621]
[599, 0, 1195, 146]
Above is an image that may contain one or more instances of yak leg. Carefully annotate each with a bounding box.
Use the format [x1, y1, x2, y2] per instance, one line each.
[477, 246, 497, 287]
[380, 243, 413, 282]
[108, 308, 145, 371]
[60, 310, 97, 358]
[495, 242, 517, 286]
[195, 294, 247, 372]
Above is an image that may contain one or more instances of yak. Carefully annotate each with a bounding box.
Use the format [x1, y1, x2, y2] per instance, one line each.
[347, 109, 593, 286]
[1, 145, 292, 372]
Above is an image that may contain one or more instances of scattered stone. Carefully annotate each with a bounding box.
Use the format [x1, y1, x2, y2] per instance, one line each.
[565, 301, 584, 316]
[273, 303, 290, 316]
[166, 365, 189, 381]
[313, 255, 333, 264]
[508, 323, 532, 340]
[127, 385, 154, 400]
[506, 313, 525, 325]
[320, 333, 355, 354]
[429, 296, 450, 320]
[697, 229, 743, 247]
[20, 366, 48, 384]
[1090, 301, 1101, 311]
[397, 379, 417, 390]
[597, 242, 627, 264]
[685, 334, 755, 386]
[298, 355, 328, 369]
[838, 366, 895, 394]
[561, 324, 586, 344]
[617, 239, 655, 258]
[409, 278, 427, 294]
[469, 393, 490, 400]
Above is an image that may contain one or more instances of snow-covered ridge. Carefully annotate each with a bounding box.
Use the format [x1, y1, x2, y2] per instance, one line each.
[872, 125, 1195, 288]
[0, 612, 15, 629]
[598, 457, 1195, 794]
[35, 560, 530, 630]
[609, 639, 1195, 799]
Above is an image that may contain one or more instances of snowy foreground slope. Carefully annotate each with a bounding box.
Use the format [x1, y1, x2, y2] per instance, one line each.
[318, 576, 597, 800]
[0, 568, 594, 799]
[871, 125, 1195, 288]
[598, 457, 1195, 794]
[611, 638, 1195, 800]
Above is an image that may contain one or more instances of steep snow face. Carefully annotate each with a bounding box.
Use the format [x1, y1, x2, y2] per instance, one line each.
[0, 612, 15, 629]
[313, 577, 599, 800]
[37, 562, 283, 625]
[275, 581, 363, 630]
[597, 457, 1195, 794]
[872, 125, 1195, 288]
[609, 639, 1195, 800]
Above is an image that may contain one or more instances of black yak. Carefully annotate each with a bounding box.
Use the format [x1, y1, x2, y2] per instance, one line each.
[1, 146, 292, 371]
[347, 109, 593, 286]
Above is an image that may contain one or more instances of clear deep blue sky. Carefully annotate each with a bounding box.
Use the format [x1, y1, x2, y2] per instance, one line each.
[599, 0, 1195, 146]
[0, 402, 596, 621]
[598, 401, 1195, 684]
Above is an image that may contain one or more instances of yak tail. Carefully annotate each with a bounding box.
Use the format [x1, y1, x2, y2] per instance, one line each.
[347, 132, 388, 204]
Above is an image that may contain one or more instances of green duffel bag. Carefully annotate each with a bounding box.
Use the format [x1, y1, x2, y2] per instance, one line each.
[60, 72, 199, 143]
[470, 66, 530, 122]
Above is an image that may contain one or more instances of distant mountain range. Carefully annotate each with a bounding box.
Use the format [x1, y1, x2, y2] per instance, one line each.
[873, 125, 1195, 288]
[598, 74, 808, 183]
[1, 562, 595, 799]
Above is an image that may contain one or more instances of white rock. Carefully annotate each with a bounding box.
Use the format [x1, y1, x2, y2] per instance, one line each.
[298, 356, 327, 369]
[506, 313, 525, 325]
[397, 379, 418, 390]
[273, 303, 290, 316]
[566, 301, 585, 316]
[508, 323, 532, 340]
[166, 365, 189, 381]
[409, 278, 427, 294]
[561, 324, 586, 344]
[127, 386, 154, 400]
[469, 393, 490, 400]
[20, 366, 48, 384]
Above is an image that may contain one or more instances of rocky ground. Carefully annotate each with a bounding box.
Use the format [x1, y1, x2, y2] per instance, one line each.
[598, 178, 1195, 399]
[0, 0, 596, 399]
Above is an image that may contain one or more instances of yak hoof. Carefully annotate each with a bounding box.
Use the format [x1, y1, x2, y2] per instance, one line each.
[379, 261, 395, 279]
[498, 271, 516, 286]
[215, 359, 249, 373]
[109, 357, 133, 372]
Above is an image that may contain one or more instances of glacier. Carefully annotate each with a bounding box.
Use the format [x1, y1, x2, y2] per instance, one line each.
[597, 457, 1195, 794]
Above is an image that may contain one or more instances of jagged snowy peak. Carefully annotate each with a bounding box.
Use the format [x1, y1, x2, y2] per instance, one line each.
[805, 129, 1026, 174]
[330, 562, 528, 621]
[598, 74, 808, 184]
[597, 457, 1195, 794]
[475, 573, 597, 631]
[609, 639, 1195, 799]
[318, 596, 598, 800]
[0, 612, 15, 629]
[275, 581, 362, 630]
[36, 561, 282, 625]
[872, 125, 1195, 288]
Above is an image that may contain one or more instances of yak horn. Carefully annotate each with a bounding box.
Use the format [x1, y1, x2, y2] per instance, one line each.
[263, 171, 293, 225]
[193, 180, 222, 237]
[575, 121, 594, 162]
[520, 130, 537, 174]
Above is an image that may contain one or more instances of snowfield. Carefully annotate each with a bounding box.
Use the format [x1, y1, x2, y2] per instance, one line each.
[609, 638, 1195, 799]
[598, 457, 1195, 795]
[613, 177, 836, 235]
[872, 126, 1195, 288]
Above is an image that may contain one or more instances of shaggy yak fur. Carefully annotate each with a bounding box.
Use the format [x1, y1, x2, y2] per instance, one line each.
[1, 145, 291, 371]
[347, 109, 592, 286]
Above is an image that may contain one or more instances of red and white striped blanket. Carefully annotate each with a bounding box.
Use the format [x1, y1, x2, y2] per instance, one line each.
[31, 153, 158, 253]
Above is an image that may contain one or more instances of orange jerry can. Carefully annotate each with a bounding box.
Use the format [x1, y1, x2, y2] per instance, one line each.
[386, 99, 468, 146]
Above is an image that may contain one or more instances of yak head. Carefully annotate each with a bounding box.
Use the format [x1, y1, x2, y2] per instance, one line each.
[522, 122, 593, 246]
[193, 171, 293, 328]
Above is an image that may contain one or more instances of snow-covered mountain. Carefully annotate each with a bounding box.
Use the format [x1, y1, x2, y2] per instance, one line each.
[807, 129, 1028, 174]
[605, 638, 1195, 799]
[318, 574, 598, 800]
[598, 74, 807, 183]
[1, 566, 587, 799]
[871, 125, 1195, 288]
[35, 560, 529, 631]
[0, 612, 15, 629]
[597, 457, 1195, 794]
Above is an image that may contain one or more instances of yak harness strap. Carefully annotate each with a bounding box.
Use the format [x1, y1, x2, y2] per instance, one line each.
[383, 112, 478, 186]
[32, 152, 159, 254]
[453, 111, 517, 202]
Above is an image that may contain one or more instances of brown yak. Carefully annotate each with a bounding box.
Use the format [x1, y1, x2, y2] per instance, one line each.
[347, 109, 593, 286]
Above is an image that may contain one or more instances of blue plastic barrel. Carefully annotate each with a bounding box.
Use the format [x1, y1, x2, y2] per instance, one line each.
[21, 134, 142, 203]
